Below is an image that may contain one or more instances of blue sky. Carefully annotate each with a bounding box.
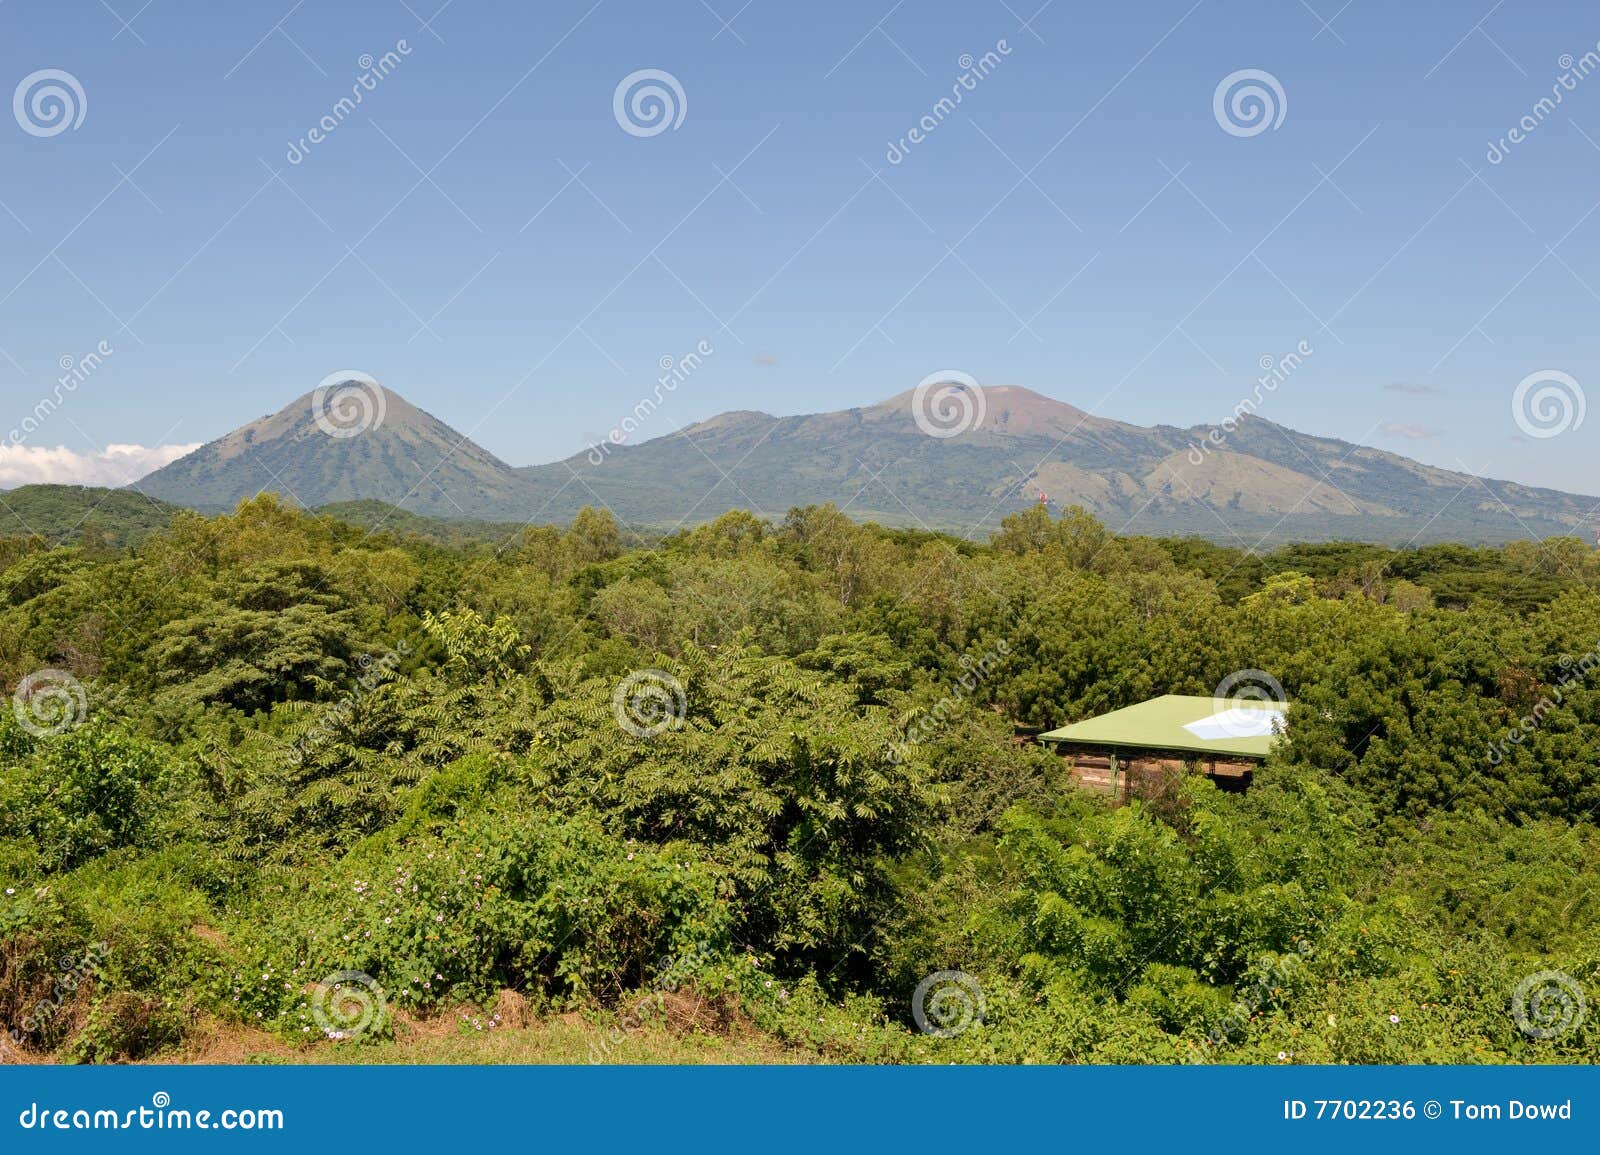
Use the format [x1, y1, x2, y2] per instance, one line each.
[1, 0, 1596, 493]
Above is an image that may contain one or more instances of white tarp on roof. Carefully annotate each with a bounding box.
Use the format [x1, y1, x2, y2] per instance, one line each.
[1182, 706, 1287, 741]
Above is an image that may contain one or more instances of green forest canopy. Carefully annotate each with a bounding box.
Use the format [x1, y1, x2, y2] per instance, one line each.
[1, 495, 1598, 1063]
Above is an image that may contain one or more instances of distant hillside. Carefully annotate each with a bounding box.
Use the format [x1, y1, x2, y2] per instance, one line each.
[137, 384, 530, 515]
[312, 501, 518, 548]
[518, 386, 1598, 544]
[0, 485, 181, 547]
[135, 383, 1600, 546]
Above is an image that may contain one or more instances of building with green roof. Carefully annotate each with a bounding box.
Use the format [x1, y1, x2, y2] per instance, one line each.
[1037, 694, 1287, 796]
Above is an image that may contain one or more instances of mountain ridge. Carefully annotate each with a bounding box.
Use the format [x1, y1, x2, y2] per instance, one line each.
[132, 383, 1599, 545]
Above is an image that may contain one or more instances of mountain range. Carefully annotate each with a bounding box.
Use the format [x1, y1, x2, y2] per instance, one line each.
[131, 384, 1599, 545]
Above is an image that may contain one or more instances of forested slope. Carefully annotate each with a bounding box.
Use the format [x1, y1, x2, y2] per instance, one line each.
[1, 498, 1597, 1063]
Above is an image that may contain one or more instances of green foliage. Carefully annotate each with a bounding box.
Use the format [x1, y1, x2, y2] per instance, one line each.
[2, 499, 1598, 1063]
[242, 807, 730, 1034]
[0, 717, 177, 872]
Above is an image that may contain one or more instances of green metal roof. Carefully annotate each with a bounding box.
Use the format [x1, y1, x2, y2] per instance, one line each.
[1036, 694, 1287, 760]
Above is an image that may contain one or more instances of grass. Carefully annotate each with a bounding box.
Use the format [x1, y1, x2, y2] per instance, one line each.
[140, 1003, 810, 1066]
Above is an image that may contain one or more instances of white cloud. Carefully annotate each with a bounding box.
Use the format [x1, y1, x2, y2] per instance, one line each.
[0, 443, 201, 488]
